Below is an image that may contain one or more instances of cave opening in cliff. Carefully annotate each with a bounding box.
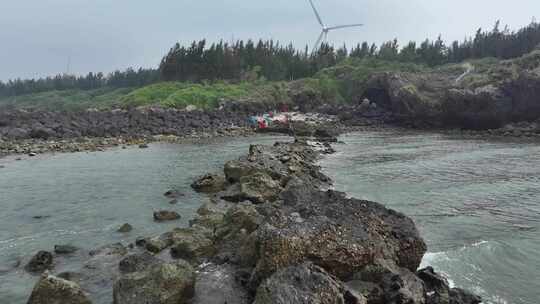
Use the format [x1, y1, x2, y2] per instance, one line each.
[361, 88, 392, 110]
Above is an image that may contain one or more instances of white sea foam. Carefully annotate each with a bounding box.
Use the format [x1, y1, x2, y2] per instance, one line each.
[471, 240, 489, 247]
[419, 251, 456, 288]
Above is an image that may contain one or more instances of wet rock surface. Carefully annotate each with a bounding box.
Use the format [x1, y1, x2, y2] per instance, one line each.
[191, 173, 227, 193]
[153, 210, 181, 222]
[417, 267, 482, 304]
[117, 223, 133, 233]
[254, 262, 366, 304]
[27, 272, 92, 304]
[54, 245, 78, 255]
[25, 251, 53, 273]
[113, 259, 195, 304]
[191, 263, 250, 304]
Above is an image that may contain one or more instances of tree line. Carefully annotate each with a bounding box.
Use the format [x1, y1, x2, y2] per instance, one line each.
[159, 20, 540, 80]
[2, 20, 540, 98]
[0, 68, 159, 98]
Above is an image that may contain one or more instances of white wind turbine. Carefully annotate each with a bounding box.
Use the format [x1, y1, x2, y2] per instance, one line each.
[308, 0, 363, 53]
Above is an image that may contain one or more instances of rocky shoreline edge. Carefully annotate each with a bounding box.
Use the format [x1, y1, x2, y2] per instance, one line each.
[18, 129, 482, 304]
[2, 104, 540, 159]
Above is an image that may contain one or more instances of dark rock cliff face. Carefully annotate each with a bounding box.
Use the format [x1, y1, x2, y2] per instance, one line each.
[356, 51, 540, 129]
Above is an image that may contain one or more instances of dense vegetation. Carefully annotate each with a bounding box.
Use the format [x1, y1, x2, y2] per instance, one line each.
[0, 68, 159, 98]
[1, 20, 539, 110]
[159, 20, 540, 80]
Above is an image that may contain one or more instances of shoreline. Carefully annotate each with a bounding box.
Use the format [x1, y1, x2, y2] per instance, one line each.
[3, 121, 540, 160]
[0, 127, 256, 159]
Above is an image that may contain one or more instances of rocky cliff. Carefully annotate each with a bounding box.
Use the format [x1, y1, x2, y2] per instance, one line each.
[357, 50, 540, 129]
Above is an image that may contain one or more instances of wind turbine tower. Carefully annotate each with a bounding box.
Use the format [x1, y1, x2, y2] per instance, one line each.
[308, 0, 364, 53]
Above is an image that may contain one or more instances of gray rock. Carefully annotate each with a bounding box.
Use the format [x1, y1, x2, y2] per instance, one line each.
[191, 173, 227, 193]
[117, 223, 133, 233]
[139, 233, 175, 254]
[163, 189, 183, 199]
[169, 228, 216, 263]
[254, 263, 366, 304]
[191, 263, 250, 304]
[54, 244, 78, 255]
[249, 189, 426, 285]
[25, 251, 53, 273]
[153, 210, 181, 222]
[118, 252, 161, 274]
[27, 272, 92, 304]
[417, 267, 482, 304]
[238, 172, 281, 204]
[113, 259, 195, 304]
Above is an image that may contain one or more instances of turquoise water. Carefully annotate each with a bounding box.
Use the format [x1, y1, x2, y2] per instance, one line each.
[0, 135, 288, 303]
[321, 131, 540, 304]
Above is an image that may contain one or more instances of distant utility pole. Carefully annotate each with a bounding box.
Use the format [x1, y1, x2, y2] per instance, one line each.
[66, 56, 71, 75]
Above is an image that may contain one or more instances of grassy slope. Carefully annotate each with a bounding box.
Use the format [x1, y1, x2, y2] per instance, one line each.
[118, 81, 290, 109]
[2, 55, 517, 111]
[0, 87, 134, 111]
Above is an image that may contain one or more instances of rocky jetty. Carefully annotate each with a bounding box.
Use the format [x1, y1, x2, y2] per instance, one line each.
[24, 133, 481, 303]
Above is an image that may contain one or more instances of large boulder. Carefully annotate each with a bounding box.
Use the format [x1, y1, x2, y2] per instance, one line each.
[138, 232, 175, 253]
[118, 252, 161, 274]
[113, 259, 195, 304]
[169, 228, 216, 263]
[417, 267, 482, 304]
[153, 210, 181, 222]
[189, 201, 230, 230]
[238, 172, 281, 204]
[249, 189, 426, 285]
[29, 127, 56, 139]
[351, 263, 426, 304]
[191, 263, 250, 304]
[254, 263, 366, 304]
[27, 272, 92, 304]
[191, 173, 227, 193]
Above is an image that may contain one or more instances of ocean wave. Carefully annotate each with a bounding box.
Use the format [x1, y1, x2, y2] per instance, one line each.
[419, 252, 456, 288]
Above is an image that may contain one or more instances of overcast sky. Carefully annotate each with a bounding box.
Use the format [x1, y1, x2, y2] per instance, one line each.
[1, 0, 539, 81]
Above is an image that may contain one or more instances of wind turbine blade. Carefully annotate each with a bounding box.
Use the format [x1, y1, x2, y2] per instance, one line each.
[312, 31, 324, 54]
[308, 0, 325, 27]
[327, 24, 364, 30]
